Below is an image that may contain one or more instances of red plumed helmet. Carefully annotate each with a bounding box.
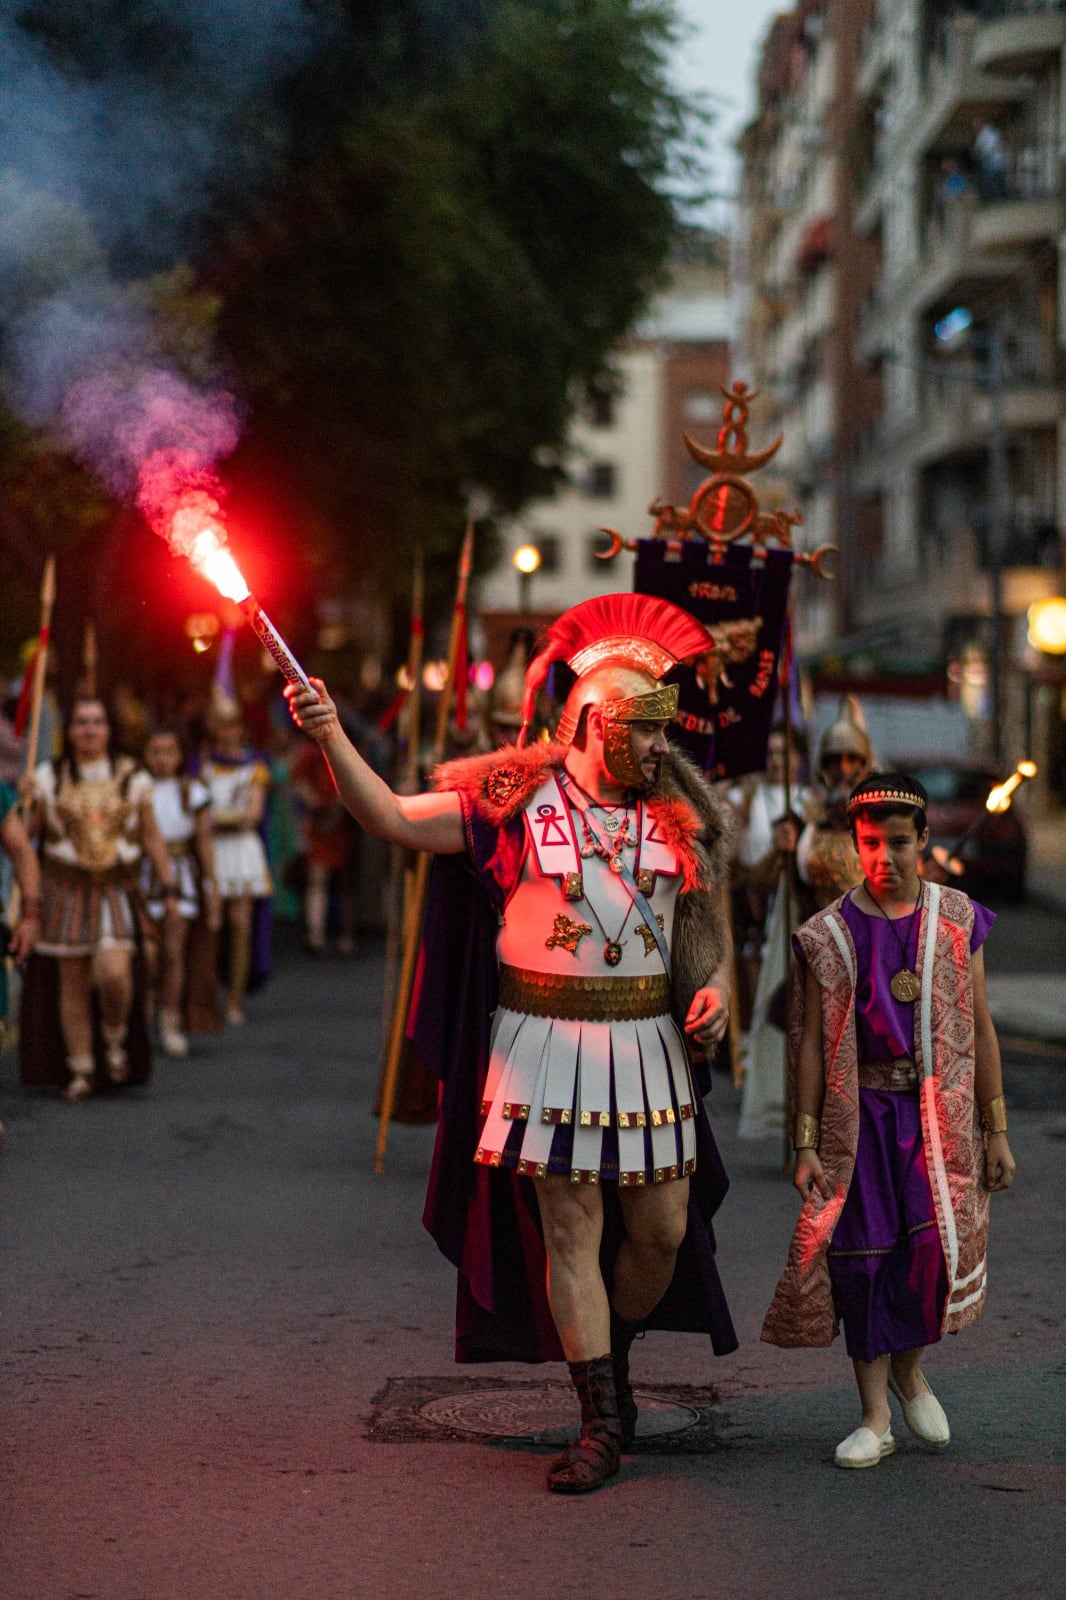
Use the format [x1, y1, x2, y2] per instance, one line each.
[517, 593, 714, 747]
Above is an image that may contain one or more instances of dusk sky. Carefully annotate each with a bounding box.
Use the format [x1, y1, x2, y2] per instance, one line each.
[670, 0, 786, 216]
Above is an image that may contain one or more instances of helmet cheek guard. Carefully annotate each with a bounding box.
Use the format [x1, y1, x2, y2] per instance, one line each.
[600, 684, 679, 789]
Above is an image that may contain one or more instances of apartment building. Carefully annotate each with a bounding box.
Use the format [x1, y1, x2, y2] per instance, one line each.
[853, 0, 1065, 770]
[476, 233, 732, 622]
[742, 0, 1066, 789]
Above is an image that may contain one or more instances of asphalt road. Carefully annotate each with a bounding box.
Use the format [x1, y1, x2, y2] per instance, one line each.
[2, 917, 1063, 1600]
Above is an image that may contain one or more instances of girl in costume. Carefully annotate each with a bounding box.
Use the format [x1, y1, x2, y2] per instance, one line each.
[762, 772, 1016, 1468]
[21, 697, 180, 1100]
[140, 728, 221, 1055]
[200, 703, 272, 1024]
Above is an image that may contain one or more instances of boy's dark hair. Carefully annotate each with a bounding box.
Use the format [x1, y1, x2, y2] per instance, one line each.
[847, 771, 928, 838]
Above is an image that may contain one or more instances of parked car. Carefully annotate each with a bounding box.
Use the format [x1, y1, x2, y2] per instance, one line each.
[900, 758, 1028, 902]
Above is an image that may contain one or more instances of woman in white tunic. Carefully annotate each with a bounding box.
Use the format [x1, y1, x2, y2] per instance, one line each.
[141, 729, 221, 1055]
[199, 706, 271, 1024]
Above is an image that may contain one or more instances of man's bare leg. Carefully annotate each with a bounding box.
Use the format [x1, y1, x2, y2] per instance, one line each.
[533, 1174, 608, 1359]
[533, 1174, 620, 1492]
[612, 1177, 690, 1320]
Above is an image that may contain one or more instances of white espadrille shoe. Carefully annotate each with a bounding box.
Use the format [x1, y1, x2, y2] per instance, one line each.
[889, 1374, 950, 1449]
[834, 1424, 896, 1469]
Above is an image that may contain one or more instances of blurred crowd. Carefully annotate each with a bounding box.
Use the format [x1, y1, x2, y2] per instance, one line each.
[0, 621, 547, 1107]
[2, 611, 882, 1133]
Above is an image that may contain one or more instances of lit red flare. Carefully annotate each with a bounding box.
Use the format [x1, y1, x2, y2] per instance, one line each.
[142, 455, 313, 694]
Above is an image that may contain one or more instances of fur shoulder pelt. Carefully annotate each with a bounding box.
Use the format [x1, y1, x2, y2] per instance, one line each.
[432, 742, 733, 889]
[432, 742, 562, 826]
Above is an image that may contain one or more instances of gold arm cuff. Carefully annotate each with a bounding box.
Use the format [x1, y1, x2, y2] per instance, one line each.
[981, 1094, 1008, 1134]
[793, 1112, 820, 1151]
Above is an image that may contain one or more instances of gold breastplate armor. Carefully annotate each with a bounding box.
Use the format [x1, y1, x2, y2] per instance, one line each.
[52, 770, 133, 871]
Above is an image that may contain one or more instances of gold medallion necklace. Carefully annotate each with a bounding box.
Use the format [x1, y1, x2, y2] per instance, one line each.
[864, 878, 924, 1003]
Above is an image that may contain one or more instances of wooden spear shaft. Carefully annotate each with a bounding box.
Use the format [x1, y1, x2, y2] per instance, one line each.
[19, 556, 56, 816]
[8, 558, 56, 930]
[374, 525, 474, 1174]
[780, 612, 794, 1172]
[380, 552, 425, 1039]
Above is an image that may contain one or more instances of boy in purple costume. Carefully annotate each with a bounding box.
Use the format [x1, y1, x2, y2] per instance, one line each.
[763, 772, 1016, 1468]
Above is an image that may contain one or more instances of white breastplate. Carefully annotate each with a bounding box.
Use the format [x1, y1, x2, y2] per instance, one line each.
[496, 774, 681, 977]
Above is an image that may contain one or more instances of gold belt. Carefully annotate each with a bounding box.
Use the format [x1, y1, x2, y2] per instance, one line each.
[858, 1058, 919, 1091]
[166, 840, 192, 858]
[498, 965, 671, 1022]
[44, 859, 138, 890]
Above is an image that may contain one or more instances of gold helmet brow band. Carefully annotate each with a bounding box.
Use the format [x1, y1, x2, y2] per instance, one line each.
[601, 685, 679, 723]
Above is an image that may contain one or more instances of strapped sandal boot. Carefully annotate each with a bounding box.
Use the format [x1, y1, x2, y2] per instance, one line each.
[610, 1310, 642, 1451]
[101, 1024, 130, 1084]
[547, 1356, 622, 1494]
[63, 1054, 95, 1103]
[158, 1008, 189, 1058]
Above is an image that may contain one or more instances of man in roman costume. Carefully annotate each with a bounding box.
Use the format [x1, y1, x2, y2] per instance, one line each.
[796, 696, 872, 909]
[287, 593, 738, 1493]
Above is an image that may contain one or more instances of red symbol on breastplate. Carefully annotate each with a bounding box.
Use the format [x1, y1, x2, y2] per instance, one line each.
[535, 803, 570, 847]
[645, 815, 666, 845]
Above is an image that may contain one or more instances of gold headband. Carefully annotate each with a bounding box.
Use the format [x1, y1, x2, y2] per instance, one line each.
[848, 788, 925, 813]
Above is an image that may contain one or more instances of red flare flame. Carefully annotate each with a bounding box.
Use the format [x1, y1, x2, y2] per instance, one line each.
[138, 448, 250, 603]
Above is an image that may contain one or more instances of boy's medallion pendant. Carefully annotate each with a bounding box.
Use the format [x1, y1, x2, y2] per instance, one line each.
[890, 968, 921, 1003]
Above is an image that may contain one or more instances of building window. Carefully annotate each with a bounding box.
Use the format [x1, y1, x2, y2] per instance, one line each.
[586, 462, 617, 499]
[683, 390, 719, 424]
[535, 534, 562, 575]
[589, 391, 615, 428]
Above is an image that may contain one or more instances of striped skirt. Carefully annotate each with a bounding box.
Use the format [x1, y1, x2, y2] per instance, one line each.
[38, 865, 138, 957]
[475, 999, 697, 1186]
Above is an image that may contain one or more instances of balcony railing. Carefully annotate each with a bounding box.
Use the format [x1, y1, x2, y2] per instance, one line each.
[975, 1, 1065, 19]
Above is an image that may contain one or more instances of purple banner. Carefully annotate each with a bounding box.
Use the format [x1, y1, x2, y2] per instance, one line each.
[634, 541, 794, 780]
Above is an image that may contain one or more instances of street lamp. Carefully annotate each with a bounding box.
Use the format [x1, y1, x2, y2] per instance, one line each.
[513, 543, 541, 613]
[1028, 597, 1066, 655]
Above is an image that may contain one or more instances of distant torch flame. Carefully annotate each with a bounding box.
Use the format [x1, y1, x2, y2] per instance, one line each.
[986, 759, 1038, 815]
[931, 759, 1037, 877]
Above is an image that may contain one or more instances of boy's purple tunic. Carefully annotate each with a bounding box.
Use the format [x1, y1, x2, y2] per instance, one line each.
[822, 893, 994, 1360]
[764, 883, 994, 1352]
[414, 750, 738, 1365]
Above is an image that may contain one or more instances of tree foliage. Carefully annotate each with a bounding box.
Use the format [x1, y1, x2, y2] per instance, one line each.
[0, 0, 708, 660]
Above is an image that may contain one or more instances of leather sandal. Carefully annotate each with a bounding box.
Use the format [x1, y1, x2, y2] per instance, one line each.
[547, 1356, 622, 1494]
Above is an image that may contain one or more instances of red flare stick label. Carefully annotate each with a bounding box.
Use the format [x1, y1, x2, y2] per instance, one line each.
[238, 596, 313, 692]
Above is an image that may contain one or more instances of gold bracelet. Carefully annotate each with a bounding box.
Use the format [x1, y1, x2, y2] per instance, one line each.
[981, 1094, 1008, 1134]
[793, 1111, 820, 1151]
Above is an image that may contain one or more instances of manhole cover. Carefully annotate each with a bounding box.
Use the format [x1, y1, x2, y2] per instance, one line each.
[419, 1383, 699, 1444]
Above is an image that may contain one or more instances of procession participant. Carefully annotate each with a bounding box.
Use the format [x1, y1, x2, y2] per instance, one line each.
[287, 593, 738, 1494]
[1, 778, 43, 1032]
[199, 700, 272, 1024]
[796, 696, 872, 910]
[291, 735, 358, 954]
[140, 728, 221, 1055]
[762, 773, 1015, 1468]
[19, 697, 180, 1101]
[725, 719, 811, 1029]
[736, 718, 817, 1140]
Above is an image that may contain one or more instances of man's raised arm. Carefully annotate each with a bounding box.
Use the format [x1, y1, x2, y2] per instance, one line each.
[285, 680, 465, 855]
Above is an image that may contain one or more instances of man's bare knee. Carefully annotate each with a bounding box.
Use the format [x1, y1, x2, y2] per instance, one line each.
[620, 1182, 689, 1260]
[535, 1178, 602, 1265]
